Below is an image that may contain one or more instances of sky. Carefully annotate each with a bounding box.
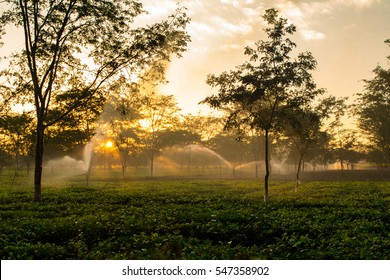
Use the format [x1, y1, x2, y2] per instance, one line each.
[140, 0, 390, 115]
[1, 0, 389, 116]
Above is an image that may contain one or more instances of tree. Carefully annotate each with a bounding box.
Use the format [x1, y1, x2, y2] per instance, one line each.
[354, 40, 390, 168]
[207, 132, 253, 178]
[0, 1, 190, 201]
[325, 97, 350, 170]
[44, 91, 103, 159]
[181, 113, 223, 143]
[202, 9, 320, 203]
[283, 100, 335, 190]
[337, 128, 367, 171]
[100, 76, 142, 178]
[304, 132, 333, 170]
[283, 95, 352, 190]
[284, 107, 321, 190]
[157, 129, 201, 148]
[0, 112, 35, 174]
[139, 91, 181, 176]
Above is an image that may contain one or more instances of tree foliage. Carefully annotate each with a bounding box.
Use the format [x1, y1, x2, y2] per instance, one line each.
[0, 0, 190, 201]
[202, 9, 321, 203]
[99, 76, 143, 178]
[0, 112, 35, 173]
[139, 91, 181, 177]
[282, 106, 321, 190]
[354, 40, 390, 168]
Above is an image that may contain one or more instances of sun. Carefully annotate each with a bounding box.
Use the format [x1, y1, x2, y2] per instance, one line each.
[105, 140, 113, 148]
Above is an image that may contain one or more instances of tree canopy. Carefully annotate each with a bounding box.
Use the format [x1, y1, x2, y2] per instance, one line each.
[0, 0, 190, 201]
[202, 8, 323, 203]
[354, 39, 390, 168]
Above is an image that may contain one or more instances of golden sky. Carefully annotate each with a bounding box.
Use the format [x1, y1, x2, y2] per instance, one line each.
[1, 0, 389, 116]
[142, 0, 390, 114]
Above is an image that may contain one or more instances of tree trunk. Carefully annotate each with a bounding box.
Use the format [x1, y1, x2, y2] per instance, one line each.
[15, 152, 20, 175]
[264, 129, 270, 204]
[34, 120, 45, 202]
[120, 151, 127, 179]
[295, 153, 304, 192]
[187, 153, 191, 175]
[150, 152, 154, 177]
[122, 165, 125, 179]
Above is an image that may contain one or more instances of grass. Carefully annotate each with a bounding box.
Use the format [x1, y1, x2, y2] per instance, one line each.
[0, 172, 390, 260]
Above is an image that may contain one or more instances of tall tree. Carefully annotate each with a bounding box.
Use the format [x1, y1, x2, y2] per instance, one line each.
[282, 96, 340, 191]
[285, 95, 352, 189]
[202, 9, 320, 203]
[101, 76, 142, 178]
[139, 91, 181, 176]
[0, 0, 190, 201]
[354, 39, 390, 168]
[325, 97, 350, 170]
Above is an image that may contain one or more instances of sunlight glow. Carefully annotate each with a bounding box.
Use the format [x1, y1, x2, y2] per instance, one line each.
[105, 141, 113, 148]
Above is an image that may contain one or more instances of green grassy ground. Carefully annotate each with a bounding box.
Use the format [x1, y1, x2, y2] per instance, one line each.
[1, 174, 389, 259]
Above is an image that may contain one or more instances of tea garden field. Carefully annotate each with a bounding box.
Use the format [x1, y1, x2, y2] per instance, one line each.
[1, 174, 390, 260]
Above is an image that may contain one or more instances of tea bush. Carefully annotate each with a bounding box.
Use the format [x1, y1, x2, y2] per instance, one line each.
[1, 179, 389, 259]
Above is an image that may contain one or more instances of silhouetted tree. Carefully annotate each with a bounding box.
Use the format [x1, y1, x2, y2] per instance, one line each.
[157, 130, 201, 149]
[202, 9, 320, 203]
[283, 96, 348, 190]
[139, 92, 181, 176]
[283, 107, 321, 191]
[0, 112, 35, 174]
[101, 77, 142, 178]
[326, 97, 350, 170]
[303, 132, 333, 170]
[207, 132, 251, 166]
[354, 39, 390, 168]
[0, 1, 190, 201]
[181, 113, 223, 143]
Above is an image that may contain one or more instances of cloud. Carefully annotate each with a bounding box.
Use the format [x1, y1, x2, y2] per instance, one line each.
[137, 0, 390, 116]
[185, 0, 260, 36]
[278, 0, 382, 41]
[220, 0, 240, 7]
[276, 1, 327, 41]
[212, 16, 253, 36]
[301, 2, 332, 16]
[188, 22, 215, 35]
[300, 29, 326, 41]
[143, 1, 178, 16]
[218, 43, 242, 51]
[170, 0, 263, 58]
[334, 0, 380, 8]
